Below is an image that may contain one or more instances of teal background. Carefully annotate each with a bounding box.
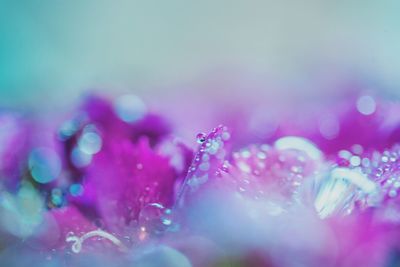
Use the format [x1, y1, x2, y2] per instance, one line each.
[1, 0, 400, 111]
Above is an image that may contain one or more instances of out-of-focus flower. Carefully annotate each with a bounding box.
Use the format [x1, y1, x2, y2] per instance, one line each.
[3, 92, 400, 267]
[47, 94, 193, 253]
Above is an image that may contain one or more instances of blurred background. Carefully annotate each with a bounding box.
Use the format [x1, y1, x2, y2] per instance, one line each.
[0, 0, 399, 137]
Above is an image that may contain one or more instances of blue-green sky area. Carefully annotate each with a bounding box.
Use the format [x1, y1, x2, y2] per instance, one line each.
[0, 0, 400, 110]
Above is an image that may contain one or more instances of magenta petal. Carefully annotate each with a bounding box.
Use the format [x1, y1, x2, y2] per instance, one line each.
[79, 94, 170, 143]
[61, 94, 172, 177]
[326, 213, 393, 267]
[83, 136, 178, 233]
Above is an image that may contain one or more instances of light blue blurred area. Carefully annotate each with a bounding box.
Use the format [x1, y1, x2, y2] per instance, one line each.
[0, 0, 400, 110]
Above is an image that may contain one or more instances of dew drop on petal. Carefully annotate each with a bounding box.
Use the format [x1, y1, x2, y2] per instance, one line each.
[350, 156, 361, 167]
[69, 183, 84, 197]
[338, 150, 352, 160]
[78, 131, 102, 155]
[138, 203, 169, 233]
[196, 133, 207, 144]
[70, 147, 92, 168]
[58, 119, 79, 141]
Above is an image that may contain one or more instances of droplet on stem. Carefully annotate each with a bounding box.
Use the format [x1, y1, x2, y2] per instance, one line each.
[196, 133, 207, 144]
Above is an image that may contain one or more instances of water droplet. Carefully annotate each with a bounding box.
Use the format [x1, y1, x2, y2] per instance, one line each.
[71, 146, 92, 168]
[257, 151, 267, 160]
[237, 161, 251, 173]
[356, 95, 376, 115]
[290, 166, 302, 174]
[29, 147, 62, 184]
[66, 231, 75, 239]
[199, 162, 210, 171]
[389, 189, 398, 198]
[206, 140, 221, 155]
[221, 161, 229, 172]
[58, 119, 79, 140]
[161, 209, 173, 226]
[51, 188, 64, 207]
[202, 154, 210, 161]
[138, 203, 168, 233]
[161, 217, 172, 226]
[69, 183, 84, 197]
[136, 163, 143, 170]
[240, 149, 251, 158]
[350, 156, 361, 167]
[196, 133, 206, 144]
[221, 131, 230, 141]
[114, 94, 147, 123]
[238, 186, 246, 193]
[338, 150, 352, 160]
[78, 125, 102, 155]
[361, 158, 370, 167]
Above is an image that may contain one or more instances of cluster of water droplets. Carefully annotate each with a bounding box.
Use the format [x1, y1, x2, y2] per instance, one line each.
[71, 124, 103, 168]
[359, 145, 400, 201]
[175, 126, 230, 207]
[336, 145, 400, 199]
[228, 141, 316, 202]
[60, 124, 400, 255]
